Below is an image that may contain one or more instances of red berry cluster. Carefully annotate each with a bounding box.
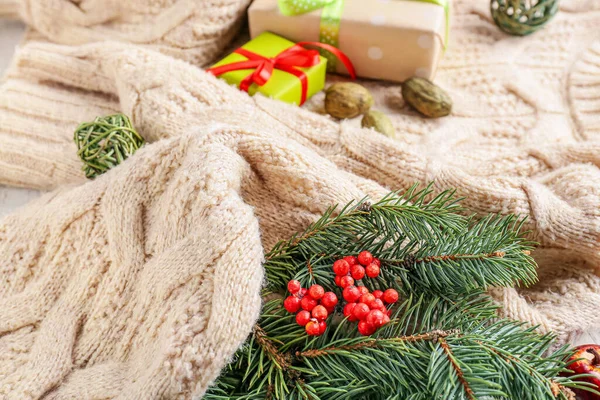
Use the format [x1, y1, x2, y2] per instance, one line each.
[335, 251, 398, 335]
[284, 280, 338, 336]
[333, 251, 381, 289]
[342, 286, 398, 335]
[282, 251, 398, 337]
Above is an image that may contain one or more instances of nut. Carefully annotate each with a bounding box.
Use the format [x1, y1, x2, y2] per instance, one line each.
[361, 110, 394, 137]
[325, 83, 374, 119]
[401, 77, 452, 118]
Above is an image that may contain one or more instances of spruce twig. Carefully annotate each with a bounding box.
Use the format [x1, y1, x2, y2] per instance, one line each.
[205, 186, 588, 400]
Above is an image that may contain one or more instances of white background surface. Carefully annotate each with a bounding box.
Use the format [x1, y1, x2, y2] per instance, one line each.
[0, 20, 42, 218]
[0, 19, 597, 348]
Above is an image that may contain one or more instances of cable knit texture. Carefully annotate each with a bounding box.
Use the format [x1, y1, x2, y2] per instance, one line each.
[0, 131, 271, 398]
[0, 0, 599, 398]
[0, 0, 251, 66]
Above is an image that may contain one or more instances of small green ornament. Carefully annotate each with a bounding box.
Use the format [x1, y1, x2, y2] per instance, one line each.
[491, 0, 559, 36]
[74, 113, 145, 179]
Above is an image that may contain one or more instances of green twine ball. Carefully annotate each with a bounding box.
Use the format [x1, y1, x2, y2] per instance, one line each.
[491, 0, 559, 36]
[74, 113, 145, 179]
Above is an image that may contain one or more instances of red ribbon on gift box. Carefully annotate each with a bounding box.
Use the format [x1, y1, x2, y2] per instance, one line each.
[207, 42, 356, 105]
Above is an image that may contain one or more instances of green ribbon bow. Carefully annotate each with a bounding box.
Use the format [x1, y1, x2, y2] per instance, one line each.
[277, 0, 449, 70]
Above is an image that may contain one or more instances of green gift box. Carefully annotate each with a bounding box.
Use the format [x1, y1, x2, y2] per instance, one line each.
[208, 32, 328, 106]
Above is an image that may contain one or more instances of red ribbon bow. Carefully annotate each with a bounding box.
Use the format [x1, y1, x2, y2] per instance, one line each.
[208, 41, 356, 105]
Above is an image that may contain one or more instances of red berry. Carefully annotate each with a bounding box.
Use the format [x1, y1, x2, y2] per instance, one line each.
[301, 296, 318, 311]
[383, 289, 399, 304]
[321, 292, 338, 308]
[319, 320, 327, 335]
[340, 275, 355, 288]
[343, 256, 358, 266]
[358, 251, 374, 266]
[325, 305, 335, 315]
[366, 263, 380, 278]
[372, 258, 381, 267]
[287, 280, 301, 294]
[334, 276, 343, 287]
[371, 298, 386, 311]
[372, 290, 383, 299]
[343, 286, 361, 303]
[333, 259, 350, 276]
[343, 303, 357, 322]
[306, 320, 321, 336]
[312, 305, 328, 321]
[382, 314, 391, 325]
[350, 264, 365, 280]
[358, 320, 376, 336]
[296, 310, 311, 326]
[308, 284, 325, 300]
[366, 309, 385, 328]
[359, 293, 376, 306]
[357, 286, 369, 295]
[353, 303, 371, 320]
[386, 309, 392, 317]
[284, 296, 301, 313]
[299, 288, 308, 297]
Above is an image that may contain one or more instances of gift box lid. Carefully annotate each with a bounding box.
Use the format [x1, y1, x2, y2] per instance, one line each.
[249, 0, 449, 82]
[210, 32, 328, 105]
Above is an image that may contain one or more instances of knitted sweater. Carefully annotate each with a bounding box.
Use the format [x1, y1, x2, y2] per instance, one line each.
[0, 0, 252, 66]
[0, 133, 266, 399]
[0, 0, 599, 398]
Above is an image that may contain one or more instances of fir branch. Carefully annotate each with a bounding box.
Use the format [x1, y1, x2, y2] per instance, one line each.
[205, 187, 584, 400]
[414, 250, 506, 263]
[253, 325, 292, 370]
[206, 294, 584, 400]
[297, 329, 457, 359]
[387, 214, 537, 295]
[264, 190, 536, 297]
[264, 185, 467, 290]
[438, 338, 475, 400]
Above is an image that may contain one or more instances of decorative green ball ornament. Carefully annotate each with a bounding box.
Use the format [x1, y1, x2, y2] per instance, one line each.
[74, 113, 145, 179]
[491, 0, 559, 36]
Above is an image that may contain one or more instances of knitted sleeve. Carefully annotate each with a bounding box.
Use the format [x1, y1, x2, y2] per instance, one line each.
[0, 132, 265, 399]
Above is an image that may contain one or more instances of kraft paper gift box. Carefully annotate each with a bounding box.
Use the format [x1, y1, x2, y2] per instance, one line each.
[248, 0, 449, 82]
[208, 32, 328, 105]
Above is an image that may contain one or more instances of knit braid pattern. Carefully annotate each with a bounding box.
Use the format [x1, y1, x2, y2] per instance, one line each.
[0, 132, 267, 399]
[0, 0, 251, 66]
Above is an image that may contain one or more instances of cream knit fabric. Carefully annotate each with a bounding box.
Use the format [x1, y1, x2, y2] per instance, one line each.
[0, 131, 267, 399]
[0, 84, 392, 399]
[0, 0, 599, 397]
[0, 0, 251, 66]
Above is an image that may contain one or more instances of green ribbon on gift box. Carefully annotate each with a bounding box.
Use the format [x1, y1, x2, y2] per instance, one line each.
[277, 0, 450, 70]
